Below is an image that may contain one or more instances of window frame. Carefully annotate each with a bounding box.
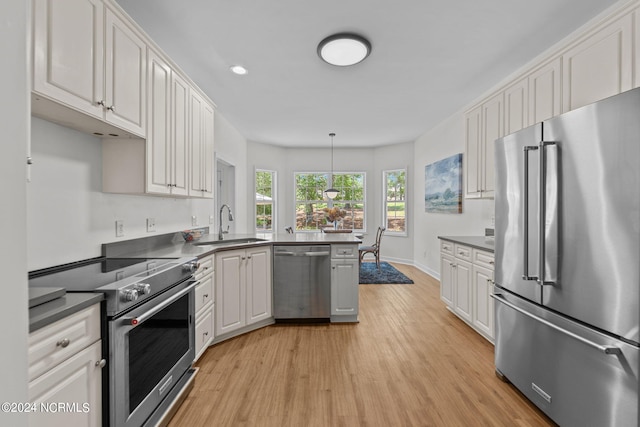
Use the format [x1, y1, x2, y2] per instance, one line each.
[383, 168, 407, 236]
[293, 171, 366, 233]
[255, 169, 276, 233]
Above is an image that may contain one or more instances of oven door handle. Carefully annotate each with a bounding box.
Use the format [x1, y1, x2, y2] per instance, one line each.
[128, 280, 198, 326]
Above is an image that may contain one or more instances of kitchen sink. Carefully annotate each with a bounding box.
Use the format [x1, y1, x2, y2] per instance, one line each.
[192, 238, 267, 246]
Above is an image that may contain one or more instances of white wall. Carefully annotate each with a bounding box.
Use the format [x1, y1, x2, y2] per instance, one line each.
[412, 112, 494, 278]
[27, 118, 215, 270]
[214, 113, 249, 233]
[0, 0, 29, 423]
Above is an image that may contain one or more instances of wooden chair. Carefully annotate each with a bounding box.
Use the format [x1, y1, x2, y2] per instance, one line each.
[359, 227, 385, 269]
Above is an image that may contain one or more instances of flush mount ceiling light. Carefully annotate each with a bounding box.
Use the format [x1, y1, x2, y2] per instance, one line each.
[325, 132, 339, 200]
[230, 65, 248, 75]
[317, 33, 371, 66]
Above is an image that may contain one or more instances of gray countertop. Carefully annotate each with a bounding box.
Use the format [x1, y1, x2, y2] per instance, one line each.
[122, 233, 362, 259]
[29, 292, 103, 332]
[438, 235, 495, 253]
[29, 232, 361, 331]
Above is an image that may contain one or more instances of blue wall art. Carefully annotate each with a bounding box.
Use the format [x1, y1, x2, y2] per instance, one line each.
[425, 153, 463, 213]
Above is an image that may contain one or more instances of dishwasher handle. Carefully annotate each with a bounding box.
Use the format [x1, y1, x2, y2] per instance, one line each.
[275, 251, 330, 257]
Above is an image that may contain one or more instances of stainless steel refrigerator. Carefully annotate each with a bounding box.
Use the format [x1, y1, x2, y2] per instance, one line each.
[493, 88, 639, 426]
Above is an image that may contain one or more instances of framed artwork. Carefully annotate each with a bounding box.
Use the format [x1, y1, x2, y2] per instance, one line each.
[425, 153, 463, 213]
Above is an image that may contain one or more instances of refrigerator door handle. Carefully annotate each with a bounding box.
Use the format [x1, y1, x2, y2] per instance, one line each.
[522, 145, 539, 281]
[539, 141, 557, 286]
[491, 293, 622, 355]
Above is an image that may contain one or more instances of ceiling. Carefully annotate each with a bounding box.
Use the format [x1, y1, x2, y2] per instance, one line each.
[116, 0, 617, 148]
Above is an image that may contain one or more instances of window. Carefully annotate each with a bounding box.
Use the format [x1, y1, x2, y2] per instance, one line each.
[255, 170, 275, 232]
[384, 169, 406, 235]
[294, 172, 365, 231]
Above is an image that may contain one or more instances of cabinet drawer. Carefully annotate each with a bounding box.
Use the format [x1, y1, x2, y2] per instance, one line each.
[331, 244, 357, 259]
[473, 249, 495, 270]
[28, 303, 101, 381]
[440, 240, 454, 256]
[195, 306, 213, 361]
[454, 244, 472, 262]
[195, 274, 214, 313]
[195, 255, 214, 280]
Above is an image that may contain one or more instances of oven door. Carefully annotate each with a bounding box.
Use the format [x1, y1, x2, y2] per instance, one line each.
[109, 279, 196, 427]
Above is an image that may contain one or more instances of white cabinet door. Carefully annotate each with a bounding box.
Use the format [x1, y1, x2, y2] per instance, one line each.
[215, 249, 246, 336]
[171, 72, 190, 196]
[562, 14, 632, 113]
[472, 264, 494, 341]
[439, 253, 455, 308]
[33, 0, 104, 119]
[246, 247, 272, 324]
[189, 90, 214, 198]
[481, 92, 503, 198]
[28, 341, 102, 427]
[194, 306, 214, 362]
[504, 78, 529, 134]
[146, 50, 172, 195]
[331, 259, 359, 316]
[528, 58, 561, 124]
[464, 105, 482, 198]
[104, 9, 146, 136]
[453, 259, 472, 323]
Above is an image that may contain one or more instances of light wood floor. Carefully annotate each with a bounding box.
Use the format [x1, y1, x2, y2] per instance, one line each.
[169, 263, 555, 427]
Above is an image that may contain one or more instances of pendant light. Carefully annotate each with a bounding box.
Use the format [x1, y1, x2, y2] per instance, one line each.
[325, 132, 339, 200]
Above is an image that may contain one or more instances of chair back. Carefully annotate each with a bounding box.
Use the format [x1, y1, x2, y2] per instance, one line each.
[374, 226, 385, 248]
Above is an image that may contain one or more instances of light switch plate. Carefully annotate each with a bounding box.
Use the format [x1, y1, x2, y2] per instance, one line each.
[191, 216, 198, 226]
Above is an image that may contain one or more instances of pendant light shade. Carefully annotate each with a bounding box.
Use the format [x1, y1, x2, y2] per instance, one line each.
[325, 132, 339, 199]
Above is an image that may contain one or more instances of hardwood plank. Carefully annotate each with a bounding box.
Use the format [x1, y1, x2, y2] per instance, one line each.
[169, 263, 555, 427]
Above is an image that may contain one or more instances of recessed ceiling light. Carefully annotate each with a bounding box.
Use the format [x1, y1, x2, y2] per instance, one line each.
[317, 33, 371, 67]
[230, 65, 248, 75]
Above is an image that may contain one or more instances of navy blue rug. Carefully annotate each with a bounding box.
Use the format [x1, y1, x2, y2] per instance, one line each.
[359, 262, 414, 284]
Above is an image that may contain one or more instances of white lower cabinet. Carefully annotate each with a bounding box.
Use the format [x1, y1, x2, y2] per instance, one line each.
[194, 254, 214, 362]
[28, 303, 103, 427]
[215, 246, 272, 338]
[330, 244, 359, 322]
[440, 240, 495, 342]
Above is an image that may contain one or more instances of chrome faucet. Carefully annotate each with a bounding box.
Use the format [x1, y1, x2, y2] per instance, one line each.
[218, 204, 234, 239]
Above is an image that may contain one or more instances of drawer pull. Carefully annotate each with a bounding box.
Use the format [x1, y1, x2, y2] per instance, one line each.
[95, 359, 106, 369]
[56, 338, 70, 348]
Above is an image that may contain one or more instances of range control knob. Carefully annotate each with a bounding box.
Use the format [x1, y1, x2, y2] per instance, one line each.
[182, 261, 200, 273]
[134, 283, 151, 295]
[120, 289, 139, 302]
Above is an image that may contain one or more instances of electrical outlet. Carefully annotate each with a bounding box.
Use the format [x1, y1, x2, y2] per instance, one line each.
[146, 218, 156, 232]
[209, 215, 215, 224]
[191, 216, 198, 226]
[115, 220, 124, 237]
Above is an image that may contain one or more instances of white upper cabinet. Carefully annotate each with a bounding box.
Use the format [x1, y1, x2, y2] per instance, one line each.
[562, 14, 633, 113]
[33, 0, 147, 137]
[33, 0, 105, 119]
[104, 8, 147, 136]
[146, 50, 189, 196]
[504, 78, 529, 135]
[465, 93, 502, 199]
[189, 90, 215, 198]
[528, 58, 561, 124]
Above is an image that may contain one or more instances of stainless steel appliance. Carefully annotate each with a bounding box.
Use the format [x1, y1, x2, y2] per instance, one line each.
[493, 88, 639, 426]
[273, 245, 331, 321]
[30, 255, 199, 427]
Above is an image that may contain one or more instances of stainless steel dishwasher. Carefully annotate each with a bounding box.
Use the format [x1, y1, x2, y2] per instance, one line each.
[273, 245, 331, 321]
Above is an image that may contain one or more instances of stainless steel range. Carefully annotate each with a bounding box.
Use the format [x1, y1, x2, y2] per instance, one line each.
[29, 255, 199, 427]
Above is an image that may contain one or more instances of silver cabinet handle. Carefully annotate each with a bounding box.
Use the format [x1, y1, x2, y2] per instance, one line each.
[96, 100, 105, 107]
[56, 338, 70, 348]
[95, 359, 106, 369]
[107, 105, 115, 112]
[491, 293, 621, 355]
